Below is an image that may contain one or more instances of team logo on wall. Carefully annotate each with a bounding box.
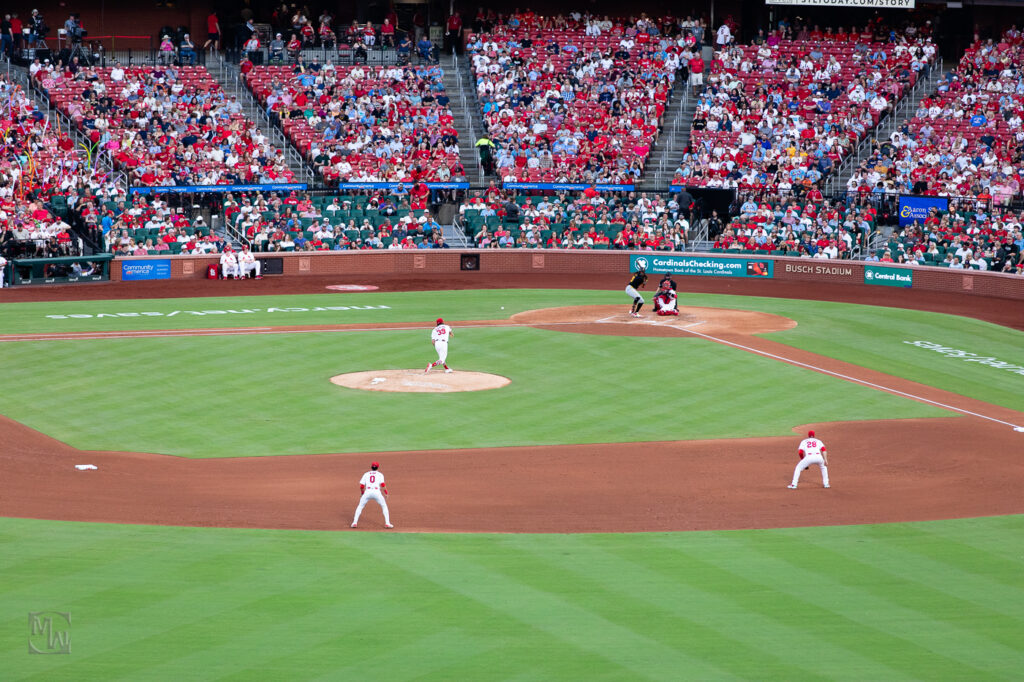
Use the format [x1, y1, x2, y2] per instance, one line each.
[635, 257, 650, 271]
[326, 285, 380, 292]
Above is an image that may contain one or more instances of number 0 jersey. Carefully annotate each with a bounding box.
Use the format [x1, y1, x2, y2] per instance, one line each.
[360, 470, 385, 490]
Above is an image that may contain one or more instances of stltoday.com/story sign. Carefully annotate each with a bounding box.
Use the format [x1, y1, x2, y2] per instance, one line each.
[630, 255, 774, 278]
[864, 265, 913, 288]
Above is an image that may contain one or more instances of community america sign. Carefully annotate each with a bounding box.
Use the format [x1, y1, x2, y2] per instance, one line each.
[766, 0, 914, 7]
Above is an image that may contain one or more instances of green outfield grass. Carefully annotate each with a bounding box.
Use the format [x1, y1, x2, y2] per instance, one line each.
[0, 325, 948, 457]
[2, 515, 1022, 681]
[0, 290, 617, 334]
[2, 289, 1022, 415]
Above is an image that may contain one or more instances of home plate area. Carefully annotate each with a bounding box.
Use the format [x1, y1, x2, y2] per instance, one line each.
[511, 305, 797, 337]
[330, 370, 511, 393]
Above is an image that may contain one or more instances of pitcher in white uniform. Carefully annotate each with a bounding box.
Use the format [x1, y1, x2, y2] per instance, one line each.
[788, 430, 830, 489]
[425, 317, 453, 373]
[351, 461, 393, 528]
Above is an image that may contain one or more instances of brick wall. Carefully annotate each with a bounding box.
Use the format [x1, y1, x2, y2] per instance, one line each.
[112, 251, 1024, 300]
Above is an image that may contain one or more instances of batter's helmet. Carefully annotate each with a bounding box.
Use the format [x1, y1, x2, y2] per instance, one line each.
[436, 318, 444, 325]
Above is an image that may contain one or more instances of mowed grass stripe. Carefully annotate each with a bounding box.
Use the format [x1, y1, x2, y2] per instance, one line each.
[647, 532, 1000, 680]
[822, 523, 1024, 617]
[0, 328, 950, 458]
[3, 518, 1024, 680]
[488, 534, 841, 681]
[703, 531, 1019, 679]
[372, 535, 731, 680]
[765, 533, 1024, 668]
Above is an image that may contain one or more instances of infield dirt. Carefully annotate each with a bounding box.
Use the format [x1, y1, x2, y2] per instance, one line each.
[2, 295, 1023, 533]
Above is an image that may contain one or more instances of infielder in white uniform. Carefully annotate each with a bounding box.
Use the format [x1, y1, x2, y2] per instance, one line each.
[219, 248, 240, 279]
[0, 255, 7, 287]
[425, 317, 453, 373]
[351, 461, 393, 528]
[237, 244, 262, 279]
[788, 430, 830, 489]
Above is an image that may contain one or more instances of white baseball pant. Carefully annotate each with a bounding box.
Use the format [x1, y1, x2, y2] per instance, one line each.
[221, 262, 240, 279]
[433, 339, 449, 364]
[791, 454, 829, 487]
[353, 489, 391, 525]
[239, 260, 261, 278]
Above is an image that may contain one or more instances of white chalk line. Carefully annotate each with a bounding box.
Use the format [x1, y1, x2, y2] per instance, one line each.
[683, 328, 1024, 431]
[0, 320, 610, 343]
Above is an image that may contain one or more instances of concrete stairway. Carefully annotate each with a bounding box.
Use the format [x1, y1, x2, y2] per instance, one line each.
[637, 81, 698, 191]
[439, 54, 485, 186]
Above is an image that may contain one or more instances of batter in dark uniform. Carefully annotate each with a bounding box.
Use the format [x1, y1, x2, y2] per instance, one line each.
[624, 267, 648, 318]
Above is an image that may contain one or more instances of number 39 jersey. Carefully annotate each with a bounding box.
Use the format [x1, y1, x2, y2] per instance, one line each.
[431, 324, 452, 342]
[360, 470, 385, 490]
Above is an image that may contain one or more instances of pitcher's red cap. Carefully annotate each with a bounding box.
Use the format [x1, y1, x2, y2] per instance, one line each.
[436, 318, 444, 325]
[371, 461, 379, 468]
[808, 430, 815, 438]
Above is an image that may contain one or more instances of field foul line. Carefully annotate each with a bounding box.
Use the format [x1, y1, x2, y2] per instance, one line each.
[685, 329, 1024, 431]
[0, 321, 604, 342]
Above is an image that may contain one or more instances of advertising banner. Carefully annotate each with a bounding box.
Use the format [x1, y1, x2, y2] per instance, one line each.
[503, 182, 635, 192]
[121, 259, 171, 281]
[630, 254, 773, 278]
[864, 265, 913, 288]
[335, 182, 470, 190]
[766, 0, 914, 7]
[898, 195, 949, 227]
[129, 183, 308, 196]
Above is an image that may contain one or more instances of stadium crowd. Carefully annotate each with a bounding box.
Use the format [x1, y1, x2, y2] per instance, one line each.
[845, 29, 1024, 204]
[0, 72, 126, 259]
[223, 190, 448, 251]
[710, 194, 876, 258]
[676, 18, 938, 193]
[244, 61, 464, 184]
[467, 12, 703, 184]
[37, 62, 295, 186]
[457, 186, 690, 249]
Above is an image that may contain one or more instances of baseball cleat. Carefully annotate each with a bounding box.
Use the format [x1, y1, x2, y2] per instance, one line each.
[824, 484, 830, 488]
[385, 523, 394, 528]
[787, 484, 798, 489]
[445, 368, 452, 373]
[351, 523, 358, 527]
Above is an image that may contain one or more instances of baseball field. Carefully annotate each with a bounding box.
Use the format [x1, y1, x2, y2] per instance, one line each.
[2, 273, 1024, 679]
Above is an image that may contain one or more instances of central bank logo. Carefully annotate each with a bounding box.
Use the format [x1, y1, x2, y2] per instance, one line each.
[634, 257, 650, 271]
[29, 612, 71, 654]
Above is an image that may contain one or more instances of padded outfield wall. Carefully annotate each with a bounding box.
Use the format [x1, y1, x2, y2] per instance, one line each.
[111, 251, 1024, 300]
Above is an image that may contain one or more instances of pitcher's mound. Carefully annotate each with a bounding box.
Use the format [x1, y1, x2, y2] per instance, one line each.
[331, 370, 510, 393]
